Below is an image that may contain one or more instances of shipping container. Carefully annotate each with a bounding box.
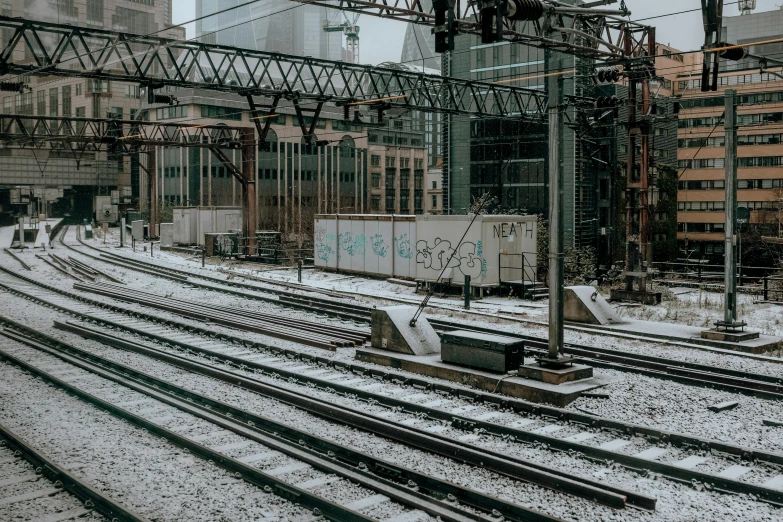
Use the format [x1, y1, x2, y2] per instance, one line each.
[314, 214, 537, 287]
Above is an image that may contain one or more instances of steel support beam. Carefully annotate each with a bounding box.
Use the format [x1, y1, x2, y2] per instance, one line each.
[288, 1, 651, 61]
[724, 89, 738, 324]
[546, 51, 564, 361]
[242, 128, 257, 254]
[0, 16, 547, 120]
[148, 146, 157, 239]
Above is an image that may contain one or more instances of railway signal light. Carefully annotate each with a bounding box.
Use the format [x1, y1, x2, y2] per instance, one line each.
[0, 82, 25, 93]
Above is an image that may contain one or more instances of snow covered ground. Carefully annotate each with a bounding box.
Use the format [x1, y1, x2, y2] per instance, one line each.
[3, 224, 783, 520]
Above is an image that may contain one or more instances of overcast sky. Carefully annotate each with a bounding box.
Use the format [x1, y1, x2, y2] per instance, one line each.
[172, 0, 783, 65]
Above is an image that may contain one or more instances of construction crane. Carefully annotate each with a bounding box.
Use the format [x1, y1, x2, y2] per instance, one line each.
[323, 11, 360, 64]
[739, 0, 756, 15]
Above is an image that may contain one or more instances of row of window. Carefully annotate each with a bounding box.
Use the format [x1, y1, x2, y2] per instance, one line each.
[200, 105, 242, 121]
[678, 111, 783, 128]
[677, 223, 725, 233]
[678, 156, 783, 170]
[679, 179, 783, 190]
[679, 72, 783, 91]
[679, 90, 783, 110]
[678, 133, 783, 148]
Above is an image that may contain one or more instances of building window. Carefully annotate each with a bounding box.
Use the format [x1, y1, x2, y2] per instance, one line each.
[49, 88, 58, 117]
[88, 80, 109, 94]
[371, 155, 381, 167]
[125, 85, 140, 99]
[86, 0, 103, 25]
[371, 195, 380, 211]
[156, 105, 187, 120]
[432, 180, 437, 189]
[385, 156, 395, 168]
[75, 83, 82, 96]
[432, 195, 437, 209]
[200, 105, 242, 121]
[36, 91, 45, 115]
[371, 173, 381, 188]
[107, 107, 122, 119]
[400, 157, 410, 169]
[62, 86, 71, 117]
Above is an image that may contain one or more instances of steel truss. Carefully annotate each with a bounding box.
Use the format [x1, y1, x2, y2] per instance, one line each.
[0, 15, 546, 120]
[0, 114, 254, 248]
[289, 0, 654, 61]
[0, 114, 244, 156]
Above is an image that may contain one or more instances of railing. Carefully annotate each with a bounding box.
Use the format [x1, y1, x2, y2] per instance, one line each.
[652, 261, 779, 287]
[498, 252, 538, 285]
[762, 277, 783, 302]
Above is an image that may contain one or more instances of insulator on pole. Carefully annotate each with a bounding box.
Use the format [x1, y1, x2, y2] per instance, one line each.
[343, 104, 350, 120]
[505, 0, 545, 21]
[717, 43, 749, 61]
[595, 67, 620, 84]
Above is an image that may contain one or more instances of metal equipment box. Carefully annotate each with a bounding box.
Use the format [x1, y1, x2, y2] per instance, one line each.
[441, 330, 524, 373]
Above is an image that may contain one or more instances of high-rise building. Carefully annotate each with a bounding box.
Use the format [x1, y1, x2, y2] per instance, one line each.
[671, 7, 783, 265]
[195, 0, 343, 61]
[443, 22, 678, 274]
[0, 0, 179, 223]
[399, 0, 439, 71]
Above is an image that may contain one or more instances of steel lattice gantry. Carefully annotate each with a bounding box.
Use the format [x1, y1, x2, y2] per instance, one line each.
[0, 15, 547, 120]
[304, 0, 659, 359]
[289, 0, 655, 61]
[0, 114, 253, 250]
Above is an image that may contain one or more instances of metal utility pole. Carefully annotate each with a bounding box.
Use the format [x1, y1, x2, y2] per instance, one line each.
[546, 51, 565, 361]
[724, 89, 738, 324]
[148, 146, 157, 239]
[241, 127, 257, 255]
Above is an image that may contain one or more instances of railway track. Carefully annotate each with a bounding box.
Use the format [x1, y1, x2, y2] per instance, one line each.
[0, 422, 147, 522]
[3, 270, 783, 511]
[59, 237, 783, 401]
[1, 319, 610, 521]
[73, 281, 369, 350]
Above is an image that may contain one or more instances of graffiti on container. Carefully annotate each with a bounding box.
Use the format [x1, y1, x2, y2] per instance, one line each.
[338, 232, 367, 259]
[477, 240, 487, 278]
[316, 233, 335, 263]
[370, 234, 389, 257]
[314, 225, 327, 244]
[394, 233, 412, 259]
[415, 238, 484, 280]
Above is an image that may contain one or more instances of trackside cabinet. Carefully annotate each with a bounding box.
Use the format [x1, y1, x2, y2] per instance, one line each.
[440, 330, 525, 373]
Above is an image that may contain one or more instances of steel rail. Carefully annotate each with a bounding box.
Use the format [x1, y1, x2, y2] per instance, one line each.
[45, 320, 641, 510]
[81, 281, 368, 343]
[0, 319, 562, 522]
[4, 267, 783, 507]
[34, 254, 83, 281]
[3, 248, 31, 270]
[65, 230, 370, 322]
[0, 261, 780, 456]
[0, 422, 150, 522]
[73, 282, 366, 349]
[0, 332, 382, 522]
[54, 318, 783, 510]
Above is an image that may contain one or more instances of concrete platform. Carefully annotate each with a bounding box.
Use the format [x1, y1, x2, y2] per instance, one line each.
[518, 363, 594, 385]
[567, 317, 781, 355]
[355, 348, 612, 407]
[701, 328, 760, 343]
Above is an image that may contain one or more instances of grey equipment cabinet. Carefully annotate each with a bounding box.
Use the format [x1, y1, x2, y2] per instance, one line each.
[440, 330, 525, 373]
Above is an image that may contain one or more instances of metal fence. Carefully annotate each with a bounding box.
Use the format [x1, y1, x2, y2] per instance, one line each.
[652, 261, 779, 287]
